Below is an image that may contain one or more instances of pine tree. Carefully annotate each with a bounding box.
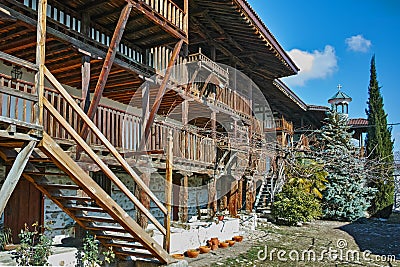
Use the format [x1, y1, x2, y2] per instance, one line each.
[317, 111, 375, 221]
[365, 55, 395, 218]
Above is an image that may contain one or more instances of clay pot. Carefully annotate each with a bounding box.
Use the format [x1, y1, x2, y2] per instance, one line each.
[210, 237, 219, 245]
[186, 249, 200, 258]
[219, 241, 229, 248]
[211, 244, 219, 250]
[217, 215, 224, 221]
[233, 235, 243, 242]
[172, 254, 185, 260]
[3, 244, 19, 251]
[199, 246, 211, 254]
[227, 240, 236, 246]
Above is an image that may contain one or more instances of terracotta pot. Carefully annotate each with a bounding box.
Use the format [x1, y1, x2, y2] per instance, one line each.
[217, 215, 224, 221]
[227, 240, 236, 246]
[210, 237, 219, 245]
[233, 235, 243, 242]
[219, 241, 229, 248]
[186, 249, 200, 258]
[199, 246, 211, 254]
[3, 244, 19, 251]
[172, 254, 185, 260]
[211, 244, 219, 250]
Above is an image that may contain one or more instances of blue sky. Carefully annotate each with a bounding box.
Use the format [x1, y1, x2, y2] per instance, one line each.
[247, 0, 400, 151]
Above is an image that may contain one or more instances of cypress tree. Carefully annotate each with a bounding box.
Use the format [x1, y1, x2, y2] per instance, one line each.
[365, 55, 395, 218]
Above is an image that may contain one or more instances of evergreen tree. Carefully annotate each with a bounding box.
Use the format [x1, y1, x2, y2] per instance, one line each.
[365, 55, 395, 218]
[317, 111, 375, 221]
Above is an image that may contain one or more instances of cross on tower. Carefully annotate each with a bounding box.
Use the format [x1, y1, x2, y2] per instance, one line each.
[337, 84, 342, 91]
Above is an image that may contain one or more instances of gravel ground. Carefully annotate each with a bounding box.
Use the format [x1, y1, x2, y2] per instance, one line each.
[185, 216, 400, 267]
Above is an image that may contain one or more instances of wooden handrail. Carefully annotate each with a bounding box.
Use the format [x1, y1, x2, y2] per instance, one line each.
[43, 97, 166, 236]
[43, 66, 168, 215]
[0, 51, 38, 71]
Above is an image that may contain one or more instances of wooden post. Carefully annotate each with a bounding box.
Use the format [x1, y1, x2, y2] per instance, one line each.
[81, 55, 91, 112]
[178, 171, 190, 223]
[0, 141, 37, 217]
[140, 40, 184, 151]
[80, 3, 132, 140]
[164, 130, 173, 252]
[35, 0, 47, 126]
[237, 179, 243, 210]
[183, 0, 188, 35]
[135, 165, 153, 228]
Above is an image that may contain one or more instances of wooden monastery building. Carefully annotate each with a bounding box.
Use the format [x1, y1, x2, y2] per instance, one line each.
[0, 0, 325, 264]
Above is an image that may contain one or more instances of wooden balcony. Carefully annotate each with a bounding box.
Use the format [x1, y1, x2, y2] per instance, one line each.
[274, 117, 294, 135]
[188, 49, 229, 83]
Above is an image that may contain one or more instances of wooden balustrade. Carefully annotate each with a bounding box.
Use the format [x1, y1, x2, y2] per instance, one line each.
[274, 117, 294, 134]
[0, 73, 38, 127]
[188, 51, 229, 83]
[143, 0, 185, 31]
[2, 72, 215, 164]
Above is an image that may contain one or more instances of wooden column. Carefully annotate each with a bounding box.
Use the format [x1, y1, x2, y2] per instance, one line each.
[237, 179, 243, 210]
[0, 141, 37, 217]
[35, 0, 47, 126]
[135, 164, 154, 228]
[245, 178, 254, 212]
[81, 55, 91, 112]
[178, 172, 190, 223]
[228, 181, 238, 217]
[164, 130, 173, 252]
[80, 3, 132, 139]
[140, 40, 184, 151]
[208, 110, 218, 217]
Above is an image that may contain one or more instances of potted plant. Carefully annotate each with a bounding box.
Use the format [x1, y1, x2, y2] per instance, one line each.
[199, 245, 211, 254]
[0, 228, 17, 251]
[216, 212, 225, 221]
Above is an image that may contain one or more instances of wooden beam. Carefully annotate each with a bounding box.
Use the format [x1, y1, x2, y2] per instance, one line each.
[0, 141, 36, 217]
[35, 0, 47, 126]
[0, 51, 38, 71]
[80, 3, 133, 142]
[164, 130, 173, 253]
[140, 39, 183, 150]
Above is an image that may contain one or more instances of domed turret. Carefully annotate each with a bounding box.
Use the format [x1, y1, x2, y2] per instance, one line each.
[328, 84, 352, 114]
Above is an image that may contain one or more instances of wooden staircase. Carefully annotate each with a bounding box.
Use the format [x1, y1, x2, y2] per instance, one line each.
[0, 63, 174, 264]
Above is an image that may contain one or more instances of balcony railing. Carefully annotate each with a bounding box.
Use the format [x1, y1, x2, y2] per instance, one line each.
[0, 72, 215, 165]
[188, 49, 229, 83]
[274, 117, 294, 134]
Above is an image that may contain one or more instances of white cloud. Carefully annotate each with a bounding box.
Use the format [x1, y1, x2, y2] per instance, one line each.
[282, 45, 338, 87]
[345, 34, 372, 52]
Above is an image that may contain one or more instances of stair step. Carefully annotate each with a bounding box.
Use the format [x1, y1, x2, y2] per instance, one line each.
[76, 215, 116, 224]
[53, 195, 93, 202]
[86, 225, 126, 233]
[105, 240, 145, 250]
[96, 233, 138, 243]
[66, 205, 106, 213]
[24, 171, 68, 176]
[114, 248, 156, 259]
[38, 183, 80, 190]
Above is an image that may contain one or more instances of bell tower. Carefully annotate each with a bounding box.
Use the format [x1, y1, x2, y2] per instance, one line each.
[328, 84, 352, 114]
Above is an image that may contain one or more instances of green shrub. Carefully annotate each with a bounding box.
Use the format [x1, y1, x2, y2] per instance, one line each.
[272, 184, 322, 226]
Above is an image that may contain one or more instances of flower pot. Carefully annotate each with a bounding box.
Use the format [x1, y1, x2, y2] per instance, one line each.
[172, 254, 185, 260]
[199, 246, 211, 254]
[219, 241, 229, 248]
[211, 244, 219, 250]
[210, 237, 219, 245]
[217, 215, 224, 221]
[233, 235, 243, 242]
[227, 240, 235, 246]
[186, 249, 200, 258]
[3, 244, 19, 251]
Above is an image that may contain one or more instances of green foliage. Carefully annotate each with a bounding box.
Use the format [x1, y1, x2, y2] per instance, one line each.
[272, 184, 322, 226]
[15, 222, 53, 266]
[365, 55, 395, 218]
[76, 233, 115, 267]
[0, 228, 13, 250]
[316, 111, 376, 221]
[286, 156, 328, 199]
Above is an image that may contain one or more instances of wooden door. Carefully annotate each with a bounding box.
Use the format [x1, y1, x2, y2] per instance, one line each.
[4, 178, 43, 243]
